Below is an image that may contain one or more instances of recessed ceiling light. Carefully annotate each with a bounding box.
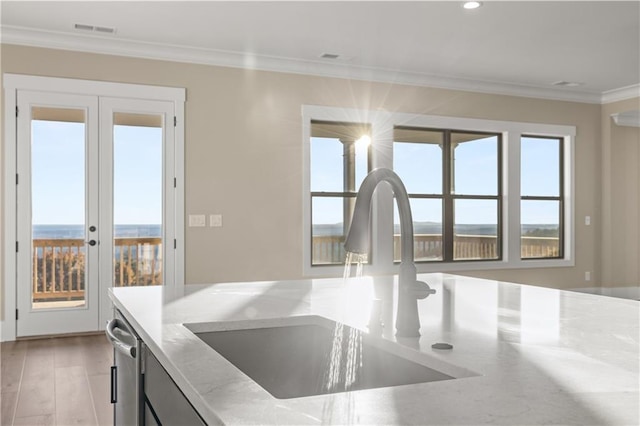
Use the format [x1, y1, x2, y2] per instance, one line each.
[463, 2, 483, 10]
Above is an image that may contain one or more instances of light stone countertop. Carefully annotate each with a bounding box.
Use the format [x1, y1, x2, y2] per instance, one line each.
[109, 273, 639, 425]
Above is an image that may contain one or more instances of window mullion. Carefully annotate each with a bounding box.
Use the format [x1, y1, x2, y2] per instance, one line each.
[558, 136, 565, 259]
[442, 130, 454, 261]
[521, 195, 561, 201]
[342, 138, 356, 236]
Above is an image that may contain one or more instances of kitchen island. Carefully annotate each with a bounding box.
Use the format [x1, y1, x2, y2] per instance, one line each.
[110, 273, 639, 425]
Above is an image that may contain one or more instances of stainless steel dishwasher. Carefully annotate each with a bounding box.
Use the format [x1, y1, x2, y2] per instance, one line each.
[106, 310, 143, 426]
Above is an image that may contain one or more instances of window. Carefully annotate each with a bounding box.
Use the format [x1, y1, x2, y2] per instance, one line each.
[309, 121, 371, 265]
[302, 105, 575, 275]
[520, 136, 563, 259]
[393, 127, 501, 263]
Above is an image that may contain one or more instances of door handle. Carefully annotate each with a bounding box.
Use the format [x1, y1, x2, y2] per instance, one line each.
[105, 318, 137, 359]
[86, 240, 97, 246]
[110, 365, 117, 404]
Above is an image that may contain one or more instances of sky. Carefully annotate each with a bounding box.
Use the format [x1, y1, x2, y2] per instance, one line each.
[31, 120, 162, 226]
[311, 135, 561, 226]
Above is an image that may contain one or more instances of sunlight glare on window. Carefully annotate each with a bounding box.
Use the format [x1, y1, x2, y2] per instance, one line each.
[355, 134, 371, 149]
[310, 121, 371, 265]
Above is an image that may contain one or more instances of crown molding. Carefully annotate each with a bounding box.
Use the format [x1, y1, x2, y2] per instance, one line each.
[601, 84, 640, 104]
[611, 110, 640, 128]
[1, 25, 633, 105]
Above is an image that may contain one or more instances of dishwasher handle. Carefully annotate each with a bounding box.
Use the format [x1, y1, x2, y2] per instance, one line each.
[106, 318, 137, 359]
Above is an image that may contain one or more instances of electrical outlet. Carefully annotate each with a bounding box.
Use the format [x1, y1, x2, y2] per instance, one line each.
[188, 214, 206, 227]
[585, 271, 591, 281]
[210, 214, 223, 227]
[585, 216, 591, 226]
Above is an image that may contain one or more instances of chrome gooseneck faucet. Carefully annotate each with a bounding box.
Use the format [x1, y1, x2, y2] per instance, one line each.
[344, 168, 436, 337]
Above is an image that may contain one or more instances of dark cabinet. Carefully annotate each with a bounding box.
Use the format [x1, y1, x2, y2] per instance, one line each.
[143, 348, 206, 425]
[107, 311, 143, 426]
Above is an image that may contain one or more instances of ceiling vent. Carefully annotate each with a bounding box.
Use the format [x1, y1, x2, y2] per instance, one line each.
[74, 23, 116, 35]
[318, 53, 354, 62]
[320, 53, 341, 60]
[552, 81, 584, 87]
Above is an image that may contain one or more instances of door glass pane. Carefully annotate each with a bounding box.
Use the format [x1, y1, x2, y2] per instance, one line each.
[31, 108, 87, 309]
[454, 199, 499, 260]
[394, 198, 443, 262]
[113, 113, 163, 286]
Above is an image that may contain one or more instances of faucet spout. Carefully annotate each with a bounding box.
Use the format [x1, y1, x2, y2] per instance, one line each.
[344, 169, 414, 265]
[344, 168, 435, 337]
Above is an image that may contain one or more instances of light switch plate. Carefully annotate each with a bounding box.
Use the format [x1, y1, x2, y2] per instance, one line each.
[188, 214, 206, 227]
[210, 214, 223, 227]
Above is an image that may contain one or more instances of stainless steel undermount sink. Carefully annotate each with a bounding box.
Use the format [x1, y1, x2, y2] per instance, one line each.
[184, 316, 478, 399]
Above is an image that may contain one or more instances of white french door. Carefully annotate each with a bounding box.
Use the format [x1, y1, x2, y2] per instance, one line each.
[16, 91, 100, 336]
[97, 97, 176, 328]
[15, 89, 178, 337]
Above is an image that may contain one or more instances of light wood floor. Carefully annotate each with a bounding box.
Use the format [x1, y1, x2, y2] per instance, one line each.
[1, 334, 113, 426]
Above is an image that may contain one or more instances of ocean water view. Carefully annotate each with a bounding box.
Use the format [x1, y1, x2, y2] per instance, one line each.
[33, 224, 161, 238]
[35, 223, 558, 239]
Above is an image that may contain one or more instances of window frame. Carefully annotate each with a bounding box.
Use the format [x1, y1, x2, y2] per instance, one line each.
[392, 127, 504, 263]
[447, 129, 504, 262]
[302, 105, 575, 277]
[308, 120, 372, 266]
[520, 134, 565, 260]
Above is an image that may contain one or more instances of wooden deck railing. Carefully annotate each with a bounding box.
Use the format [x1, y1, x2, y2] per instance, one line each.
[114, 238, 163, 287]
[312, 234, 559, 264]
[32, 239, 86, 302]
[33, 234, 559, 300]
[32, 237, 162, 302]
[520, 236, 560, 258]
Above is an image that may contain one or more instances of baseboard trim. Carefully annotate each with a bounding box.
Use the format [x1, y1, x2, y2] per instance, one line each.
[570, 286, 640, 301]
[601, 286, 640, 301]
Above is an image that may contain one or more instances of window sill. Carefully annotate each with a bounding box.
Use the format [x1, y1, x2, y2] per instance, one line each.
[415, 258, 574, 273]
[304, 257, 575, 278]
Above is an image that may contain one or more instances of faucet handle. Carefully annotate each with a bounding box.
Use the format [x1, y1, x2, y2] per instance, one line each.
[413, 281, 436, 299]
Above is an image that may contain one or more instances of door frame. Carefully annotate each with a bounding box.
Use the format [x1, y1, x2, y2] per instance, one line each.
[2, 74, 186, 341]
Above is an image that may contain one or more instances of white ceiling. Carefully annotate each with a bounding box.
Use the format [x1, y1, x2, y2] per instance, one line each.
[2, 1, 639, 103]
